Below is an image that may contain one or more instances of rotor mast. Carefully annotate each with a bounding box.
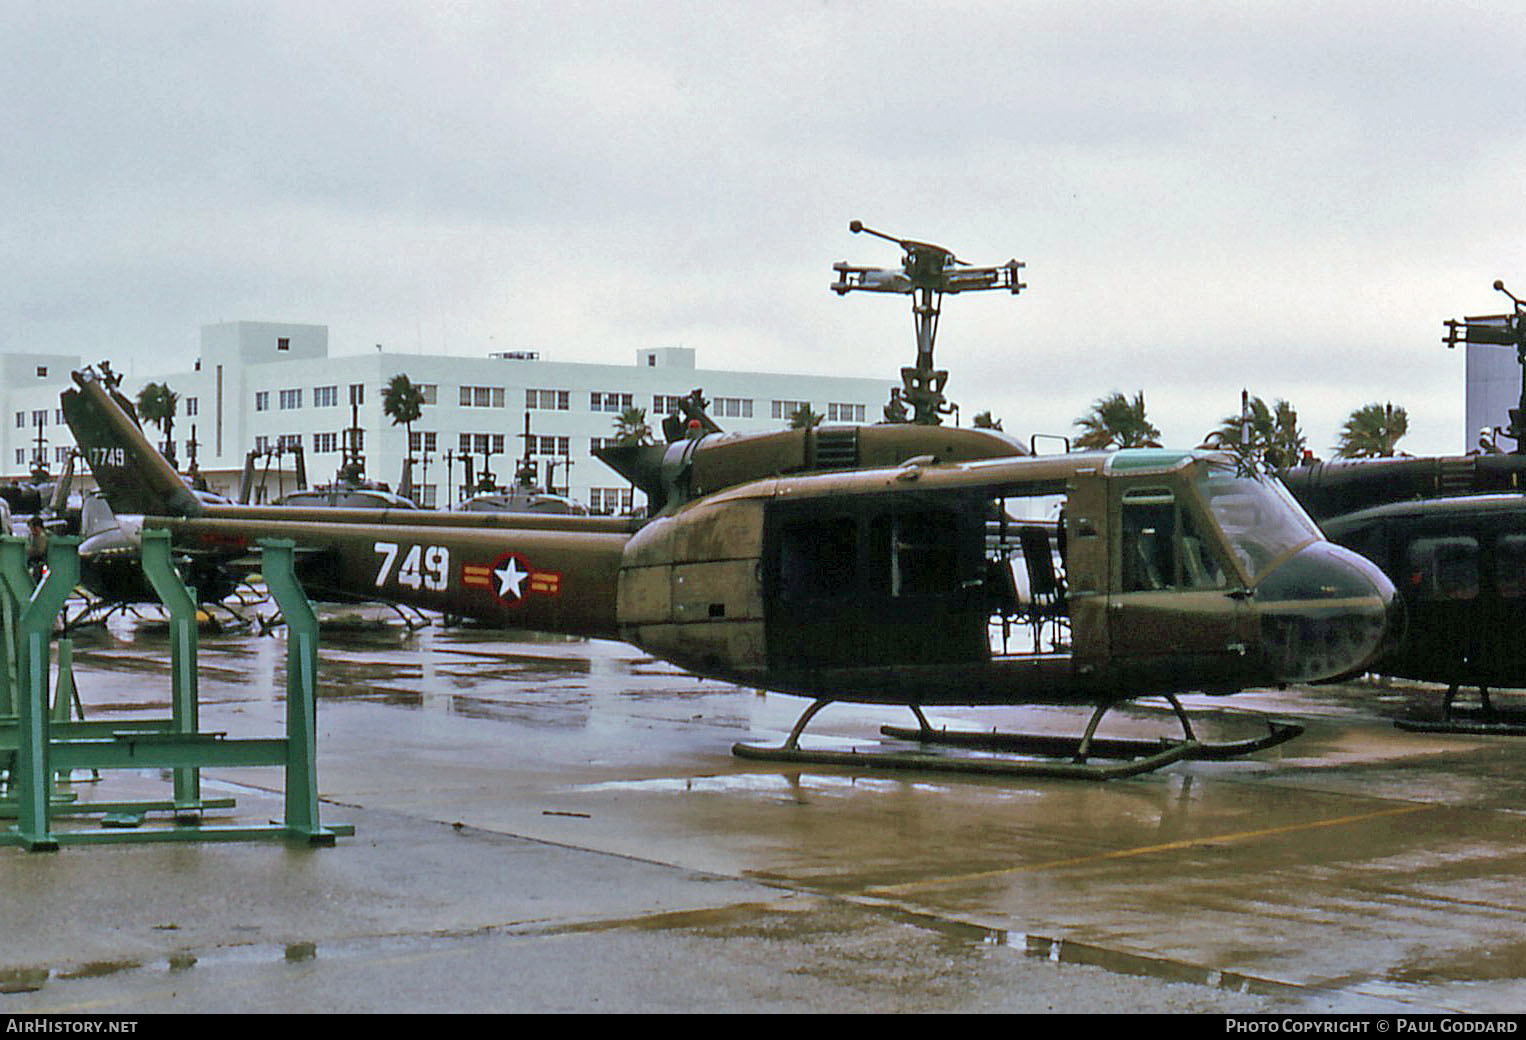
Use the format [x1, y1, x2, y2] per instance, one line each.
[832, 220, 1025, 425]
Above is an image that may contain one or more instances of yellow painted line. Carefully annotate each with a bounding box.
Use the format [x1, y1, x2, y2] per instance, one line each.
[868, 803, 1433, 897]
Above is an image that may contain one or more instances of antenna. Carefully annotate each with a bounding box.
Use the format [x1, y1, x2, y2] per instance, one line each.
[832, 221, 1025, 425]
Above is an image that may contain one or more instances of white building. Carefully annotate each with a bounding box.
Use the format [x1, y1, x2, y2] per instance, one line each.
[1466, 339, 1522, 453]
[2, 321, 896, 513]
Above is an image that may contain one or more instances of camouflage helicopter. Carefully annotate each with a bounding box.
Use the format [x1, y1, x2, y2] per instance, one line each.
[57, 229, 1400, 779]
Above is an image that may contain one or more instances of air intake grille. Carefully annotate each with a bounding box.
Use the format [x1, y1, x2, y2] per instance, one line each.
[813, 428, 860, 470]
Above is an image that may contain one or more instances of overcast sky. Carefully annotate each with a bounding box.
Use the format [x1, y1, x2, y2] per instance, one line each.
[4, 1, 1525, 457]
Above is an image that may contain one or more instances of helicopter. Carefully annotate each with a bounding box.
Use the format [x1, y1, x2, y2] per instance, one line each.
[61, 365, 1400, 777]
[1271, 280, 1526, 731]
[55, 227, 1400, 778]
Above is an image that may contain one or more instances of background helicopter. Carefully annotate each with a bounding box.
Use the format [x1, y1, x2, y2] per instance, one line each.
[56, 227, 1399, 778]
[1274, 280, 1526, 731]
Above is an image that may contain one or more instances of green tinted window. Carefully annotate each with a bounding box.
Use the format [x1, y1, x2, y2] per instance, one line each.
[1497, 535, 1526, 599]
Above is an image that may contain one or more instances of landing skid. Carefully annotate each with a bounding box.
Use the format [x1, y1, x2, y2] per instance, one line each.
[61, 596, 253, 633]
[732, 697, 1304, 780]
[258, 600, 432, 635]
[1395, 683, 1526, 735]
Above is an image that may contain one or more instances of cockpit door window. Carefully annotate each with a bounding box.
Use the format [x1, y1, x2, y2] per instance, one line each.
[1120, 488, 1228, 592]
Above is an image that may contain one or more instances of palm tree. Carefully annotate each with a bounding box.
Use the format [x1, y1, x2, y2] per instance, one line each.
[972, 410, 1003, 431]
[1073, 391, 1161, 450]
[613, 405, 653, 446]
[136, 381, 180, 465]
[382, 373, 425, 460]
[1336, 402, 1408, 459]
[1206, 395, 1306, 471]
[788, 404, 823, 430]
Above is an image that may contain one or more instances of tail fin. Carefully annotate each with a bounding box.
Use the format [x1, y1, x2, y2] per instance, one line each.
[60, 369, 206, 518]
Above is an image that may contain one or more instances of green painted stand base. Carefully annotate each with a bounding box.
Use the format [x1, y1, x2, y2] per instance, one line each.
[0, 534, 351, 851]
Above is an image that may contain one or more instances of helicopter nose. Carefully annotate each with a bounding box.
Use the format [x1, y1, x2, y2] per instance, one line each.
[1254, 542, 1400, 684]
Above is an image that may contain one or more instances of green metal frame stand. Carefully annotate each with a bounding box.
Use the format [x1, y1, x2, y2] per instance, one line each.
[0, 533, 352, 850]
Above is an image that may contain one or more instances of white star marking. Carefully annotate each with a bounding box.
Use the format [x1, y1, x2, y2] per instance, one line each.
[494, 557, 529, 601]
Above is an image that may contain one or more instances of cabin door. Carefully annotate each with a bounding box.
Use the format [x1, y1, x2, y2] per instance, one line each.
[764, 496, 987, 670]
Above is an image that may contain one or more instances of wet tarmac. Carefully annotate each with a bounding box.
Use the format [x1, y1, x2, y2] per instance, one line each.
[4, 608, 1526, 1013]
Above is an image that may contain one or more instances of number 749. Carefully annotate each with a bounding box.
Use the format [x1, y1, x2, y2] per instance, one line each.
[373, 541, 449, 591]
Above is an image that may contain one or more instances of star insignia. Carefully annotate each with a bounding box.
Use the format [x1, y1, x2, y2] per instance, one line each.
[494, 556, 529, 601]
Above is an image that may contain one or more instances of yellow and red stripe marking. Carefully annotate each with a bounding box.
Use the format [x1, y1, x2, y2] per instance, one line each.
[465, 552, 562, 605]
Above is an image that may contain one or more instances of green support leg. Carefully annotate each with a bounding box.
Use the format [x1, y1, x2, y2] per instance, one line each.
[51, 639, 75, 725]
[138, 530, 201, 815]
[259, 539, 338, 846]
[12, 537, 80, 851]
[0, 538, 32, 719]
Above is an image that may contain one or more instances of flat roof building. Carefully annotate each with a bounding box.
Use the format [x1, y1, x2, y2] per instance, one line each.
[2, 322, 895, 513]
[1466, 339, 1522, 453]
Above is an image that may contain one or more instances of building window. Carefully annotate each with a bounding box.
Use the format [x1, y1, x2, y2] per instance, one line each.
[31, 410, 46, 427]
[409, 431, 438, 454]
[460, 385, 506, 408]
[349, 384, 365, 406]
[35, 366, 47, 378]
[314, 385, 338, 408]
[54, 408, 64, 425]
[533, 435, 570, 456]
[420, 485, 437, 508]
[14, 449, 24, 465]
[313, 432, 338, 453]
[827, 402, 865, 423]
[647, 354, 656, 367]
[54, 446, 69, 464]
[254, 435, 269, 453]
[460, 433, 506, 455]
[589, 487, 635, 514]
[14, 412, 23, 429]
[278, 433, 302, 451]
[420, 384, 437, 405]
[526, 388, 569, 411]
[714, 397, 753, 419]
[255, 391, 270, 412]
[590, 391, 633, 413]
[277, 337, 290, 351]
[771, 399, 810, 419]
[186, 397, 199, 417]
[278, 388, 303, 410]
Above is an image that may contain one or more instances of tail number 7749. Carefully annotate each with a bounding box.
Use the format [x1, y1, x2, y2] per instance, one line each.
[373, 541, 450, 591]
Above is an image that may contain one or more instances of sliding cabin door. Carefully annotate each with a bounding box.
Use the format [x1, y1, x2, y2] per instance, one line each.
[764, 495, 987, 670]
